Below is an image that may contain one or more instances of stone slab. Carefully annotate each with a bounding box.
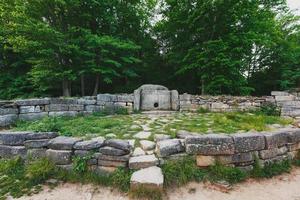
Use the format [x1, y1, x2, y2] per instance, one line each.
[0, 132, 29, 146]
[130, 166, 164, 190]
[0, 114, 18, 126]
[15, 99, 50, 106]
[74, 140, 104, 150]
[104, 139, 130, 152]
[155, 139, 184, 157]
[48, 136, 82, 150]
[25, 132, 58, 140]
[99, 146, 128, 156]
[19, 113, 48, 121]
[0, 145, 27, 159]
[129, 155, 159, 170]
[24, 139, 49, 148]
[46, 149, 72, 165]
[233, 133, 265, 153]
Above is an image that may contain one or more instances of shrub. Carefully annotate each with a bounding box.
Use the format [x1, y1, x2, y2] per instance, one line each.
[258, 103, 281, 116]
[110, 168, 133, 192]
[208, 163, 247, 184]
[251, 158, 292, 178]
[25, 158, 56, 184]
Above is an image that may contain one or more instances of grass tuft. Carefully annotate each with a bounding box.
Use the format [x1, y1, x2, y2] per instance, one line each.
[130, 186, 163, 200]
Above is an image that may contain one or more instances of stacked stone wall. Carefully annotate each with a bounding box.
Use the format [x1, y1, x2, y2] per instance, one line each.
[0, 94, 134, 127]
[1, 128, 299, 173]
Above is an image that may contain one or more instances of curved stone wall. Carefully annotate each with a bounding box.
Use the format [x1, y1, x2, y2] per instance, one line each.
[1, 128, 299, 173]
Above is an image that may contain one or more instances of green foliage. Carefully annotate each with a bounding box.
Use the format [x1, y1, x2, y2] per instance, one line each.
[208, 163, 247, 184]
[251, 158, 292, 178]
[197, 107, 211, 114]
[72, 155, 93, 174]
[110, 168, 133, 192]
[257, 103, 281, 116]
[130, 186, 163, 200]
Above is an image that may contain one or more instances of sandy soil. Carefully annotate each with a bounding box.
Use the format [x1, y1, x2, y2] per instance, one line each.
[16, 168, 300, 200]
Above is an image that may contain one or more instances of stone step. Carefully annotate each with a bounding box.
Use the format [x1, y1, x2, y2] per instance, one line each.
[130, 166, 164, 191]
[129, 154, 159, 170]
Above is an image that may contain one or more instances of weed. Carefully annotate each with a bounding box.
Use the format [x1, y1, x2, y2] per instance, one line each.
[208, 163, 247, 184]
[130, 186, 163, 200]
[251, 158, 292, 178]
[255, 103, 281, 116]
[110, 168, 133, 192]
[197, 107, 210, 114]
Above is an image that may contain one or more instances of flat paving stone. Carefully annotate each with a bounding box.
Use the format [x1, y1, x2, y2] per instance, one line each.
[130, 166, 164, 190]
[133, 131, 151, 139]
[129, 154, 159, 170]
[140, 140, 156, 151]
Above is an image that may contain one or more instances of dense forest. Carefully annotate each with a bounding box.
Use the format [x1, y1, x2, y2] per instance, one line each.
[0, 0, 300, 99]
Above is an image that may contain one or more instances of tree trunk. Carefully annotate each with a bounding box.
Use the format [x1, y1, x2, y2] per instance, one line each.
[81, 74, 85, 96]
[62, 79, 71, 97]
[92, 74, 100, 96]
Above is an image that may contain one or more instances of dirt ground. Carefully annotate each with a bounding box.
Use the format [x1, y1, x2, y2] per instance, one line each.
[16, 168, 300, 200]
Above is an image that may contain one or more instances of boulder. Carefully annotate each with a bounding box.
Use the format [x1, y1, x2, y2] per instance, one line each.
[129, 155, 159, 170]
[130, 166, 164, 190]
[15, 98, 50, 106]
[48, 136, 82, 150]
[74, 140, 104, 150]
[99, 146, 128, 156]
[233, 133, 265, 153]
[0, 145, 27, 159]
[186, 134, 234, 155]
[0, 114, 18, 126]
[0, 132, 29, 146]
[25, 132, 58, 140]
[24, 139, 49, 148]
[104, 139, 130, 152]
[46, 149, 72, 165]
[140, 140, 156, 151]
[155, 139, 184, 157]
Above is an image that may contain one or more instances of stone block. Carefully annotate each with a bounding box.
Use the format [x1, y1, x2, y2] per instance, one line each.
[95, 153, 130, 162]
[176, 130, 198, 139]
[19, 106, 38, 114]
[130, 166, 164, 191]
[154, 134, 171, 142]
[140, 140, 156, 151]
[77, 99, 97, 105]
[19, 113, 48, 121]
[46, 104, 69, 112]
[0, 114, 18, 126]
[74, 140, 104, 150]
[15, 98, 50, 106]
[155, 139, 184, 157]
[171, 90, 179, 111]
[0, 132, 29, 145]
[50, 98, 77, 104]
[129, 155, 159, 170]
[0, 108, 18, 115]
[24, 139, 49, 148]
[46, 149, 72, 165]
[27, 148, 47, 159]
[98, 159, 127, 167]
[48, 111, 78, 117]
[99, 146, 128, 156]
[48, 136, 82, 150]
[68, 104, 84, 111]
[233, 133, 265, 153]
[287, 129, 300, 143]
[0, 145, 27, 159]
[104, 139, 130, 152]
[85, 105, 103, 112]
[117, 94, 134, 102]
[196, 155, 216, 167]
[287, 142, 300, 152]
[271, 91, 290, 96]
[97, 94, 117, 102]
[211, 102, 230, 111]
[186, 134, 234, 155]
[218, 152, 254, 165]
[262, 130, 289, 149]
[133, 89, 141, 111]
[25, 132, 58, 140]
[132, 147, 146, 157]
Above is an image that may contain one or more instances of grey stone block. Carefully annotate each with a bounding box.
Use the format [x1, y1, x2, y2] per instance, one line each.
[186, 134, 234, 155]
[0, 114, 18, 126]
[129, 155, 159, 170]
[48, 136, 82, 150]
[85, 105, 103, 112]
[68, 104, 84, 111]
[259, 146, 288, 160]
[233, 133, 265, 153]
[97, 94, 117, 102]
[19, 106, 38, 114]
[95, 153, 130, 162]
[49, 98, 77, 104]
[155, 139, 184, 157]
[98, 159, 127, 167]
[46, 149, 72, 165]
[46, 104, 69, 112]
[287, 129, 300, 143]
[48, 111, 78, 117]
[105, 139, 130, 152]
[0, 145, 27, 159]
[271, 91, 290, 96]
[25, 132, 58, 140]
[24, 139, 49, 148]
[77, 98, 97, 105]
[262, 130, 289, 149]
[130, 166, 164, 190]
[74, 140, 104, 150]
[99, 146, 128, 156]
[217, 152, 254, 165]
[117, 94, 134, 102]
[0, 108, 18, 115]
[0, 132, 29, 145]
[27, 148, 47, 159]
[19, 113, 48, 121]
[15, 98, 50, 106]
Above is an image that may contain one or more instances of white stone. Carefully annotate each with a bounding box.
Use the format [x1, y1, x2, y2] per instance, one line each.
[154, 134, 171, 142]
[133, 131, 151, 139]
[129, 154, 159, 169]
[106, 133, 116, 139]
[127, 139, 135, 148]
[130, 166, 164, 189]
[140, 140, 156, 151]
[132, 147, 146, 157]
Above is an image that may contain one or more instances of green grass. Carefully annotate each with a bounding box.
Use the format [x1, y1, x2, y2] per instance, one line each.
[152, 112, 293, 135]
[13, 111, 293, 139]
